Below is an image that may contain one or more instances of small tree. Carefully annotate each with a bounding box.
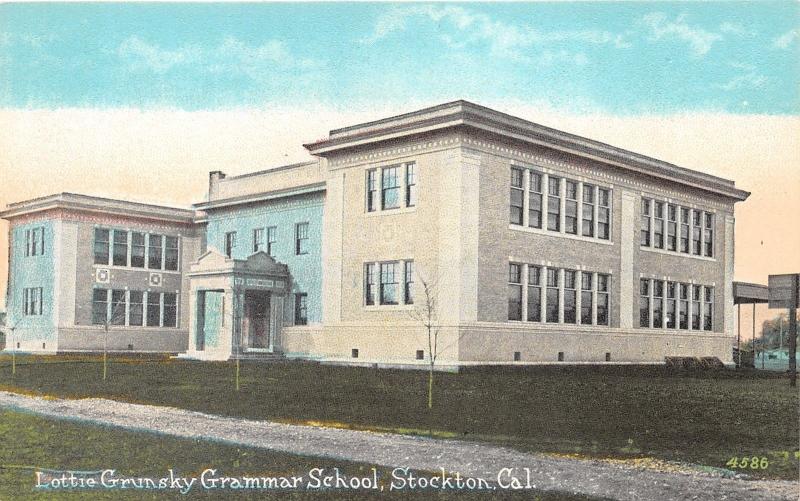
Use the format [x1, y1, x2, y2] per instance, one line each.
[101, 296, 127, 381]
[408, 274, 441, 410]
[5, 318, 22, 376]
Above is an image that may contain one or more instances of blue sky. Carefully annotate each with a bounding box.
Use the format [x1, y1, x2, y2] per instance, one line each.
[0, 2, 798, 114]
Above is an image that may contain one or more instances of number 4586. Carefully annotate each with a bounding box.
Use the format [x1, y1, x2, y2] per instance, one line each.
[726, 457, 769, 469]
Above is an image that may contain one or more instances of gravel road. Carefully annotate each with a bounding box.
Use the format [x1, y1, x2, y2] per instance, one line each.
[0, 391, 796, 500]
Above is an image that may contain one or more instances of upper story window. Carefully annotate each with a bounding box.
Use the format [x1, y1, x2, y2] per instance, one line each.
[23, 287, 43, 316]
[224, 231, 236, 258]
[295, 222, 309, 255]
[94, 227, 179, 271]
[266, 226, 277, 257]
[640, 278, 713, 331]
[511, 166, 611, 241]
[253, 228, 265, 253]
[641, 197, 714, 258]
[367, 162, 417, 214]
[381, 166, 400, 210]
[24, 227, 45, 257]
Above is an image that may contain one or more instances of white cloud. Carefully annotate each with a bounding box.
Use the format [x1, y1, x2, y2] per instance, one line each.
[361, 5, 625, 63]
[772, 29, 798, 49]
[116, 36, 320, 77]
[639, 12, 722, 57]
[719, 22, 751, 37]
[716, 61, 768, 91]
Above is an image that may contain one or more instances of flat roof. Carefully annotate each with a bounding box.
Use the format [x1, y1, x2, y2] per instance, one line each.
[305, 100, 749, 202]
[733, 281, 770, 304]
[0, 192, 197, 224]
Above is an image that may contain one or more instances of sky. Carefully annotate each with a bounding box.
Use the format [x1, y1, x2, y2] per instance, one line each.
[0, 2, 798, 332]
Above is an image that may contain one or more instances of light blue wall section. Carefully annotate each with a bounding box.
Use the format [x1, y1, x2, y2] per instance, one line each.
[201, 291, 224, 349]
[6, 220, 57, 347]
[204, 192, 324, 324]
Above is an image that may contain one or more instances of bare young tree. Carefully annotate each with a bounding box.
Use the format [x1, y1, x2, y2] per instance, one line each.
[101, 295, 127, 381]
[408, 273, 441, 410]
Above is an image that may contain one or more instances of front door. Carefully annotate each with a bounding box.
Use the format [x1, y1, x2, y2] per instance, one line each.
[245, 291, 270, 350]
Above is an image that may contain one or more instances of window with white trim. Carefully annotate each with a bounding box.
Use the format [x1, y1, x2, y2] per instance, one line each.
[364, 259, 414, 307]
[508, 263, 522, 321]
[565, 181, 578, 235]
[581, 184, 595, 237]
[367, 162, 417, 214]
[639, 279, 713, 331]
[24, 227, 45, 257]
[266, 226, 277, 257]
[224, 232, 236, 258]
[381, 166, 400, 210]
[641, 198, 715, 259]
[23, 287, 43, 316]
[253, 228, 265, 253]
[510, 168, 524, 225]
[295, 222, 309, 255]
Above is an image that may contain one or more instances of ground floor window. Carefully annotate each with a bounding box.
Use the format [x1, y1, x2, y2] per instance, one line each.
[92, 289, 177, 328]
[23, 287, 43, 316]
[640, 279, 713, 331]
[295, 293, 308, 325]
[364, 259, 414, 308]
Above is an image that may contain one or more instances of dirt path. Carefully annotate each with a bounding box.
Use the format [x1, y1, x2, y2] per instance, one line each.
[0, 391, 796, 500]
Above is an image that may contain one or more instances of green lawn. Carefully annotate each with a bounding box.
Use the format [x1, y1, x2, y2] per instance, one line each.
[0, 354, 797, 480]
[0, 409, 595, 500]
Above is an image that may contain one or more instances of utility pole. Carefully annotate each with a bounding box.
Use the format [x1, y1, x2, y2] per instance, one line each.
[789, 307, 797, 388]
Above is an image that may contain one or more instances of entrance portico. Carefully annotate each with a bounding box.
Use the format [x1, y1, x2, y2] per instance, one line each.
[184, 250, 290, 360]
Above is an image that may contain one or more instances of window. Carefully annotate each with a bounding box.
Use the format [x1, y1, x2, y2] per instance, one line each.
[653, 202, 664, 249]
[596, 274, 610, 326]
[652, 280, 664, 328]
[224, 232, 236, 258]
[703, 287, 713, 331]
[129, 291, 144, 326]
[148, 234, 163, 269]
[380, 262, 399, 305]
[113, 230, 128, 266]
[131, 232, 146, 268]
[366, 169, 378, 212]
[692, 210, 702, 256]
[546, 268, 559, 323]
[510, 167, 524, 225]
[24, 227, 45, 257]
[92, 289, 108, 325]
[680, 208, 690, 253]
[508, 263, 522, 321]
[147, 292, 161, 327]
[691, 285, 701, 329]
[565, 181, 578, 235]
[405, 163, 417, 207]
[563, 270, 577, 323]
[666, 282, 677, 329]
[582, 184, 595, 237]
[23, 287, 43, 316]
[703, 212, 714, 257]
[528, 172, 543, 229]
[253, 228, 265, 253]
[527, 266, 541, 322]
[294, 293, 308, 325]
[295, 223, 309, 255]
[94, 228, 110, 265]
[163, 236, 178, 271]
[364, 263, 376, 306]
[580, 272, 593, 325]
[381, 166, 400, 210]
[163, 293, 177, 328]
[666, 205, 677, 251]
[266, 226, 277, 257]
[679, 284, 689, 330]
[111, 290, 127, 326]
[404, 261, 414, 305]
[640, 199, 651, 247]
[547, 176, 561, 232]
[639, 279, 650, 328]
[598, 189, 610, 240]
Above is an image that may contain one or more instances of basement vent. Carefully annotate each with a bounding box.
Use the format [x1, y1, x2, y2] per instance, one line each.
[16, 342, 20, 349]
[605, 352, 611, 362]
[128, 344, 134, 351]
[514, 351, 521, 362]
[351, 349, 359, 359]
[558, 352, 564, 362]
[42, 343, 46, 350]
[416, 350, 424, 360]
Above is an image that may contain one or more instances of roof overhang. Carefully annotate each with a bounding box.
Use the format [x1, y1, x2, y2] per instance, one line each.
[733, 281, 770, 305]
[304, 100, 749, 202]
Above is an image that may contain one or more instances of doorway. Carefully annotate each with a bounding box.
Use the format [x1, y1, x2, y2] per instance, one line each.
[244, 291, 271, 351]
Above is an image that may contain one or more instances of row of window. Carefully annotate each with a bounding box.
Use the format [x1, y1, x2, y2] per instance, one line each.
[92, 289, 178, 328]
[641, 198, 714, 258]
[639, 279, 713, 331]
[508, 264, 611, 325]
[24, 227, 46, 257]
[94, 228, 179, 271]
[365, 260, 414, 306]
[225, 222, 309, 258]
[23, 287, 43, 316]
[366, 162, 416, 213]
[511, 167, 611, 241]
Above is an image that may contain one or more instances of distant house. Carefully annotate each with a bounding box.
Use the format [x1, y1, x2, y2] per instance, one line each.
[0, 101, 750, 366]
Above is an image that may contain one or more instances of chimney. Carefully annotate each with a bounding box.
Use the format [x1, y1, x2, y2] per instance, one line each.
[208, 171, 226, 201]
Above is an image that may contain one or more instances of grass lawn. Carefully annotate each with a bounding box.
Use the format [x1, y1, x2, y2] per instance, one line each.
[0, 354, 797, 481]
[0, 409, 595, 500]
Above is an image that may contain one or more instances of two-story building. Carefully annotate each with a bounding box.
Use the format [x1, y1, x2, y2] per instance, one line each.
[1, 101, 750, 366]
